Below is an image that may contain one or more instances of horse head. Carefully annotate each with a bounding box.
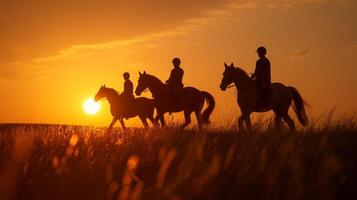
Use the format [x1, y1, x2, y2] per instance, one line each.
[220, 63, 250, 91]
[94, 85, 117, 102]
[220, 63, 236, 91]
[135, 71, 164, 96]
[135, 71, 148, 96]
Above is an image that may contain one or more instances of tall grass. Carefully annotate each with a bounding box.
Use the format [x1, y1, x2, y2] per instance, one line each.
[0, 119, 356, 200]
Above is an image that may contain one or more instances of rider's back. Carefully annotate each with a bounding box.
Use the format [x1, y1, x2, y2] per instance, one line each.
[123, 79, 134, 98]
[255, 57, 271, 84]
[167, 67, 184, 88]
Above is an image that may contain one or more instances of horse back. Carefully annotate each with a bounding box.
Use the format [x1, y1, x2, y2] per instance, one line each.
[271, 82, 285, 88]
[133, 97, 155, 108]
[182, 86, 203, 95]
[134, 96, 153, 102]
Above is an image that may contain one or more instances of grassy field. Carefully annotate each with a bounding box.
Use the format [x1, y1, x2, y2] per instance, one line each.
[0, 119, 357, 200]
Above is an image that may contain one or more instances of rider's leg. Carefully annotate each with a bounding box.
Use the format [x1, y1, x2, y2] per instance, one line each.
[256, 83, 269, 108]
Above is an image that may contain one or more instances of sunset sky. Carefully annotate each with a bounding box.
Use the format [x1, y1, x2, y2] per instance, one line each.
[1, 0, 356, 126]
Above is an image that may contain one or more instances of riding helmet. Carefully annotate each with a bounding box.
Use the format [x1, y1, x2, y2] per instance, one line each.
[256, 46, 267, 55]
[123, 72, 130, 79]
[172, 57, 181, 64]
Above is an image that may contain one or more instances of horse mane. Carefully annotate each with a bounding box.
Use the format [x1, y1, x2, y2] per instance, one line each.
[145, 74, 164, 84]
[104, 87, 120, 96]
[233, 66, 250, 78]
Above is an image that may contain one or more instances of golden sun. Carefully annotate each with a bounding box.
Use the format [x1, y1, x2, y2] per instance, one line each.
[83, 98, 100, 115]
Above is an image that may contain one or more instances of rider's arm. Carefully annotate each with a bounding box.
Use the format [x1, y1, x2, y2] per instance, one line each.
[252, 60, 261, 79]
[166, 70, 174, 84]
[251, 63, 258, 78]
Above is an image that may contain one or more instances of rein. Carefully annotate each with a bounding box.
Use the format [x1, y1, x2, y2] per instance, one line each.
[226, 83, 238, 97]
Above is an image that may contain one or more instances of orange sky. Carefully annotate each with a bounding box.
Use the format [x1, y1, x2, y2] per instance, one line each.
[1, 0, 356, 126]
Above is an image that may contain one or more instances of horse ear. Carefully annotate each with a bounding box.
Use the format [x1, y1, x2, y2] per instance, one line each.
[230, 63, 234, 67]
[224, 62, 228, 68]
[139, 71, 142, 75]
[104, 84, 106, 88]
[143, 71, 146, 75]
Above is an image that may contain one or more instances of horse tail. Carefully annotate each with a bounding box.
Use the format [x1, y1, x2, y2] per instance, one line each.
[201, 91, 215, 124]
[288, 86, 309, 126]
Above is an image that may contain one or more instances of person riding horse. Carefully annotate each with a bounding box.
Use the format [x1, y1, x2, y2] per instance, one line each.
[122, 72, 134, 100]
[166, 57, 184, 105]
[121, 72, 134, 116]
[251, 46, 271, 107]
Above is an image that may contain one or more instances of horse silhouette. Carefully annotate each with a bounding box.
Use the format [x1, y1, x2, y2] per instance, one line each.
[220, 63, 309, 131]
[94, 85, 156, 129]
[135, 71, 215, 129]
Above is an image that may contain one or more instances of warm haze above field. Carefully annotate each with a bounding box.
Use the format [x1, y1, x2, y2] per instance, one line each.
[1, 0, 357, 126]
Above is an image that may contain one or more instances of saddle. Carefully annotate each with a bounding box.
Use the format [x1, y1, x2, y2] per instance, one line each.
[255, 82, 271, 110]
[120, 94, 135, 118]
[166, 85, 184, 111]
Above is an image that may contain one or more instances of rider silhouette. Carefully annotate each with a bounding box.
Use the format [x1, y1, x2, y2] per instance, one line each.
[122, 72, 134, 118]
[166, 57, 184, 106]
[122, 72, 134, 99]
[251, 47, 271, 106]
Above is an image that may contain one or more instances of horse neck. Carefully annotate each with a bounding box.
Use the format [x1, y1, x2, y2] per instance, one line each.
[104, 89, 120, 104]
[233, 69, 251, 91]
[147, 77, 165, 97]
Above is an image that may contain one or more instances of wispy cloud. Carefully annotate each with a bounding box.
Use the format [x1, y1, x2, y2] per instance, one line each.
[1, 1, 251, 80]
[291, 47, 311, 60]
[259, 0, 337, 8]
[0, 62, 52, 80]
[27, 2, 250, 65]
[228, 1, 258, 9]
[1, 0, 338, 80]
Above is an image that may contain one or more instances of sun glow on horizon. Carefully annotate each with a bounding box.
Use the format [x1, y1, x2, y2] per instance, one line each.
[83, 98, 100, 115]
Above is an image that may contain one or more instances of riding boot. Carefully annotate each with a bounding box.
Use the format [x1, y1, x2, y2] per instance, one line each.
[256, 85, 269, 109]
[260, 88, 271, 109]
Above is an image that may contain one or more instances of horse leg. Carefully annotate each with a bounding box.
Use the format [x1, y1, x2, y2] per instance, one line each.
[283, 113, 295, 131]
[194, 109, 203, 129]
[155, 114, 161, 125]
[148, 115, 158, 127]
[180, 110, 192, 129]
[238, 114, 245, 131]
[245, 115, 252, 131]
[139, 116, 149, 128]
[238, 112, 252, 131]
[155, 111, 166, 127]
[108, 117, 118, 130]
[119, 118, 126, 130]
[158, 113, 166, 127]
[274, 113, 283, 130]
